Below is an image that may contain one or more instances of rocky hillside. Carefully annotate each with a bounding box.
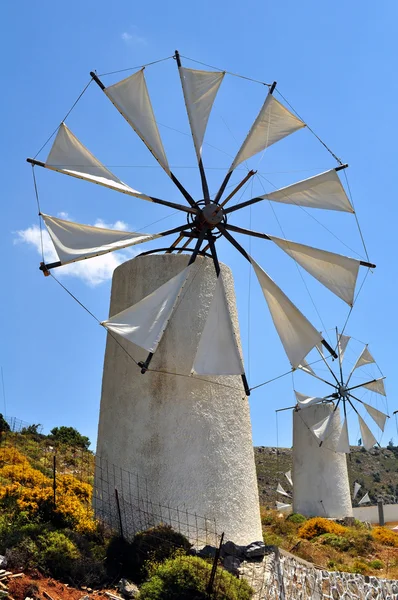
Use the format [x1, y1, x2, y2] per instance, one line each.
[254, 445, 398, 508]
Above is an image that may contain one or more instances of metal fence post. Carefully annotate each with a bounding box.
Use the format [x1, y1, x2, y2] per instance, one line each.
[115, 488, 124, 539]
[378, 500, 385, 526]
[53, 455, 56, 508]
[206, 532, 224, 597]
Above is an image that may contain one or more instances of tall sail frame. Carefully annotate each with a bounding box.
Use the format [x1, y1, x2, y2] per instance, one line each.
[26, 50, 376, 396]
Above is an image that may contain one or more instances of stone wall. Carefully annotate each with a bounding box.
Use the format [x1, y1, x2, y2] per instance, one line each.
[239, 549, 398, 599]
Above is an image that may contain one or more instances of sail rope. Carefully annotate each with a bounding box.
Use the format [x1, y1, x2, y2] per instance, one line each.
[274, 88, 343, 165]
[257, 173, 367, 261]
[342, 170, 371, 263]
[98, 56, 174, 77]
[247, 179, 254, 381]
[48, 272, 244, 394]
[179, 55, 272, 87]
[31, 167, 45, 264]
[34, 78, 93, 159]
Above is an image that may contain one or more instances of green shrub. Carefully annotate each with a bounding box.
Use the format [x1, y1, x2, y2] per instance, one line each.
[106, 525, 192, 583]
[368, 559, 384, 570]
[320, 534, 351, 552]
[6, 537, 40, 570]
[348, 531, 374, 555]
[139, 555, 253, 600]
[36, 530, 79, 579]
[352, 560, 368, 574]
[287, 513, 306, 524]
[263, 532, 283, 547]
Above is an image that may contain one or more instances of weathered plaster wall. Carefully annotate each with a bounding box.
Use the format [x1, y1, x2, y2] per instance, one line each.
[95, 254, 262, 544]
[353, 504, 398, 524]
[293, 403, 353, 518]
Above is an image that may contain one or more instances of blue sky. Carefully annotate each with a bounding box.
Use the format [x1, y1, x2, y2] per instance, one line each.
[2, 1, 397, 450]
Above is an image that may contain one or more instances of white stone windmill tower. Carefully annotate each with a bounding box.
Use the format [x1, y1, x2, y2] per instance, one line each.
[292, 331, 388, 518]
[26, 51, 375, 542]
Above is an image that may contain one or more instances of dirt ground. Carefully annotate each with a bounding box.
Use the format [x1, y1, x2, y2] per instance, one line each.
[8, 572, 116, 600]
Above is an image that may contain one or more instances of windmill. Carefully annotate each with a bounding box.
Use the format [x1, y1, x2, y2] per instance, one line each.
[292, 332, 388, 517]
[294, 330, 389, 453]
[26, 51, 375, 541]
[276, 470, 293, 512]
[26, 51, 376, 393]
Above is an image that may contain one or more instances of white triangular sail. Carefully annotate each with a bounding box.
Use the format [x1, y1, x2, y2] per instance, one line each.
[46, 124, 151, 201]
[285, 470, 293, 487]
[104, 69, 170, 175]
[336, 418, 350, 454]
[362, 402, 388, 432]
[311, 412, 335, 443]
[358, 492, 370, 505]
[353, 482, 361, 499]
[270, 236, 360, 306]
[230, 93, 305, 171]
[338, 334, 350, 362]
[42, 214, 159, 265]
[179, 67, 224, 161]
[362, 378, 386, 397]
[263, 169, 354, 213]
[358, 415, 377, 451]
[352, 346, 375, 372]
[277, 483, 291, 498]
[298, 358, 315, 375]
[294, 390, 323, 408]
[276, 501, 292, 511]
[102, 266, 191, 353]
[191, 275, 244, 376]
[250, 258, 322, 369]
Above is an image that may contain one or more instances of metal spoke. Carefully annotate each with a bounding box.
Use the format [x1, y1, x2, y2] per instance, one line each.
[336, 328, 344, 384]
[217, 170, 256, 209]
[214, 171, 233, 204]
[218, 224, 337, 360]
[348, 376, 385, 393]
[90, 71, 197, 210]
[177, 238, 193, 253]
[188, 229, 208, 266]
[315, 345, 340, 384]
[26, 158, 198, 215]
[297, 366, 336, 388]
[224, 195, 264, 215]
[224, 223, 271, 240]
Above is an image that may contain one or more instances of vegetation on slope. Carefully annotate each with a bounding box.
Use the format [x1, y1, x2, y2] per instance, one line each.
[255, 444, 398, 507]
[261, 510, 398, 578]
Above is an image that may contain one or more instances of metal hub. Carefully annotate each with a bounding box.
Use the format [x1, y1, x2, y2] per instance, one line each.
[338, 384, 349, 399]
[201, 202, 224, 226]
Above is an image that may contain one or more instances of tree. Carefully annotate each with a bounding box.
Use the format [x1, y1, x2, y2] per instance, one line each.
[0, 414, 10, 434]
[21, 424, 42, 436]
[50, 426, 91, 450]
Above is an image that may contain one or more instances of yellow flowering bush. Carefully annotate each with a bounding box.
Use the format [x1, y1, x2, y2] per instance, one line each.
[298, 517, 348, 540]
[372, 527, 398, 547]
[0, 446, 96, 533]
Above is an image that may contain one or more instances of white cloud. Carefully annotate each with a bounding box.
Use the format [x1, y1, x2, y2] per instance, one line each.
[94, 218, 129, 231]
[15, 219, 137, 287]
[121, 32, 132, 42]
[57, 211, 70, 220]
[121, 28, 147, 46]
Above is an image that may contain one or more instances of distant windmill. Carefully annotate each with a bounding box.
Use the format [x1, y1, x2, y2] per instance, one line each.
[295, 330, 389, 453]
